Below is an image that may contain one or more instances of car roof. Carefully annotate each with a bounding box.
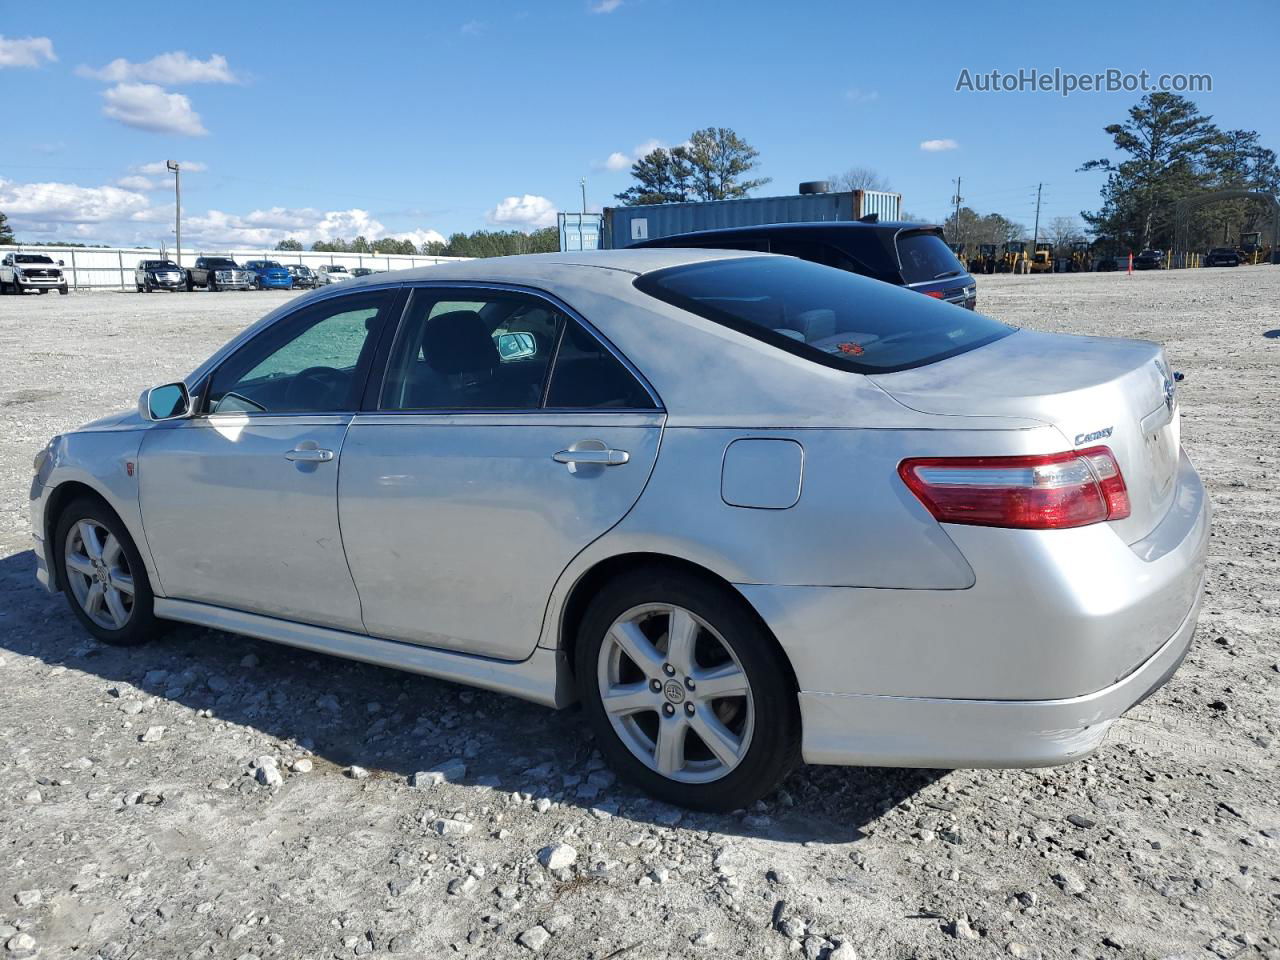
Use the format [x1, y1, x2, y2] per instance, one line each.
[334, 248, 767, 285]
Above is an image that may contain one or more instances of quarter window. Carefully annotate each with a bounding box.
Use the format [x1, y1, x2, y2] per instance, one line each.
[206, 290, 393, 414]
[546, 321, 655, 409]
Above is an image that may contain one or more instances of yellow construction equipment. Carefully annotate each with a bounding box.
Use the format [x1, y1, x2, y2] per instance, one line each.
[1068, 241, 1091, 272]
[1240, 231, 1264, 265]
[968, 243, 997, 275]
[1029, 242, 1054, 274]
[998, 241, 1027, 273]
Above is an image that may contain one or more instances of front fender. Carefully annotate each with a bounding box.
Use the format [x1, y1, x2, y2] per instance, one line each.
[32, 430, 161, 596]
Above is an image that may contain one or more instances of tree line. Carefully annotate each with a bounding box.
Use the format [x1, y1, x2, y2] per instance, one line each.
[274, 228, 560, 258]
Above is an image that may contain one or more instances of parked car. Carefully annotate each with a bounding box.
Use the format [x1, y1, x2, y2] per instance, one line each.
[351, 267, 375, 278]
[635, 221, 978, 309]
[1134, 249, 1165, 270]
[30, 250, 1208, 811]
[1, 252, 69, 295]
[1204, 247, 1241, 267]
[316, 264, 353, 285]
[243, 260, 294, 290]
[187, 256, 253, 291]
[286, 265, 318, 289]
[134, 259, 186, 293]
[1095, 257, 1122, 272]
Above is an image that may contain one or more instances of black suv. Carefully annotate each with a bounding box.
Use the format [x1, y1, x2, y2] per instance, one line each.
[1134, 249, 1165, 270]
[1204, 247, 1240, 267]
[633, 221, 978, 309]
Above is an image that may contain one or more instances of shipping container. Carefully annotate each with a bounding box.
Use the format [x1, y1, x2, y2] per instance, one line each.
[558, 212, 602, 252]
[601, 187, 903, 249]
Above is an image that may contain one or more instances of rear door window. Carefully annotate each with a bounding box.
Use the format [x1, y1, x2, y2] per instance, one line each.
[895, 231, 967, 284]
[634, 256, 1011, 374]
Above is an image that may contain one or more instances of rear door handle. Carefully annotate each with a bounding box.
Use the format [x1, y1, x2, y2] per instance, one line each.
[284, 447, 335, 463]
[553, 448, 630, 466]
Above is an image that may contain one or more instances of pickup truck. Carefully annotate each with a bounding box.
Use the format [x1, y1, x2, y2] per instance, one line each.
[187, 256, 253, 291]
[1, 252, 69, 295]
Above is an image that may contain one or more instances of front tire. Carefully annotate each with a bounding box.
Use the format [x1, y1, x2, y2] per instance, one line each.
[208, 276, 218, 292]
[576, 569, 800, 812]
[55, 498, 161, 647]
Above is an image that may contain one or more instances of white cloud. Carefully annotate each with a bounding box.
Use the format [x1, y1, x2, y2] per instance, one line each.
[590, 0, 623, 11]
[920, 138, 959, 152]
[102, 83, 208, 136]
[116, 175, 157, 191]
[487, 194, 558, 229]
[844, 88, 879, 104]
[460, 20, 485, 34]
[0, 173, 444, 250]
[137, 159, 207, 174]
[391, 228, 448, 248]
[0, 177, 150, 224]
[78, 51, 239, 85]
[0, 35, 56, 68]
[598, 137, 666, 173]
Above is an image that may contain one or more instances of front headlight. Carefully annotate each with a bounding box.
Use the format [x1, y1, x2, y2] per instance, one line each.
[33, 437, 59, 474]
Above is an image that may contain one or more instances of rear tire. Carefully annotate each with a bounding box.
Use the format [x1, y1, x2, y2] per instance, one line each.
[54, 498, 162, 647]
[575, 568, 800, 812]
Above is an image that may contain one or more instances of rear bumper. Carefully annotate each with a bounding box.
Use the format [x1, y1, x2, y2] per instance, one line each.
[739, 447, 1209, 768]
[798, 577, 1201, 766]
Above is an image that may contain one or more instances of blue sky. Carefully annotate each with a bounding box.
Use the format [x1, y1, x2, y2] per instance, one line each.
[2, 0, 1276, 249]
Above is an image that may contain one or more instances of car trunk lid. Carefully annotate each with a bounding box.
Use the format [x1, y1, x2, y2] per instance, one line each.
[871, 329, 1181, 543]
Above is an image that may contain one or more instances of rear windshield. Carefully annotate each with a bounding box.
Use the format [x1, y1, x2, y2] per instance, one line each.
[634, 256, 1011, 374]
[895, 230, 966, 284]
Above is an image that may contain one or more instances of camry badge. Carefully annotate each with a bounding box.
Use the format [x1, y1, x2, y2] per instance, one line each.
[1074, 426, 1113, 445]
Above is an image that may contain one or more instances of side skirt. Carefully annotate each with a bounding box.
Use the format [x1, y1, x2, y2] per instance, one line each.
[154, 598, 576, 709]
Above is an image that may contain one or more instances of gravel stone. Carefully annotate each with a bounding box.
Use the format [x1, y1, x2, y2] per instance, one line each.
[516, 925, 551, 952]
[537, 843, 577, 870]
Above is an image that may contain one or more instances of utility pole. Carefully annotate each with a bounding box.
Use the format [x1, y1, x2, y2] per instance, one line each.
[951, 177, 963, 241]
[166, 161, 181, 267]
[1032, 182, 1043, 247]
[579, 177, 588, 214]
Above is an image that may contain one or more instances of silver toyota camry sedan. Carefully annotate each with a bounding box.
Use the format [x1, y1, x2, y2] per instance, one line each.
[30, 249, 1209, 811]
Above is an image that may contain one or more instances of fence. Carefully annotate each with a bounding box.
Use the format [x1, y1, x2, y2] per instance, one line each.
[9, 245, 469, 291]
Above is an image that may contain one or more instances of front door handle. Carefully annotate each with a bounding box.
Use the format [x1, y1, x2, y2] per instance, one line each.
[553, 447, 630, 467]
[284, 447, 335, 463]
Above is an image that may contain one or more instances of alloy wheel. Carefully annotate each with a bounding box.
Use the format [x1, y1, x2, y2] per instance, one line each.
[64, 519, 135, 630]
[597, 603, 754, 784]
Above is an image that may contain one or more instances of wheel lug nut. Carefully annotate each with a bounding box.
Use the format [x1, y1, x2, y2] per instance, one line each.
[684, 677, 695, 690]
[649, 679, 662, 693]
[684, 702, 695, 716]
[662, 663, 675, 676]
[663, 703, 675, 717]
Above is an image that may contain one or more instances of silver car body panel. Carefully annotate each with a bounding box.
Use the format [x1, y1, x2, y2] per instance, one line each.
[153, 598, 574, 708]
[340, 411, 664, 660]
[31, 249, 1211, 770]
[137, 415, 364, 632]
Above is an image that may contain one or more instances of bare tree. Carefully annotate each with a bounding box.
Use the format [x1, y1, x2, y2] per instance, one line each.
[1048, 215, 1083, 248]
[827, 167, 891, 192]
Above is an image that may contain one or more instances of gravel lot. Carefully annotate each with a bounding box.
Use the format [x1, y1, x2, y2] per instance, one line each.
[0, 268, 1277, 960]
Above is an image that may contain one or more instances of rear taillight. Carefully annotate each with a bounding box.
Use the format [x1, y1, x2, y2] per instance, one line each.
[898, 446, 1130, 530]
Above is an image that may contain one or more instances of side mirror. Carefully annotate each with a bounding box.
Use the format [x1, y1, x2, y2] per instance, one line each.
[144, 382, 192, 421]
[58, 260, 65, 266]
[496, 331, 537, 361]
